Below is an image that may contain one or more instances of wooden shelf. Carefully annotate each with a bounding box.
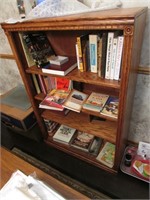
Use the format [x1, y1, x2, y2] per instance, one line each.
[45, 136, 117, 173]
[42, 110, 117, 143]
[26, 66, 120, 90]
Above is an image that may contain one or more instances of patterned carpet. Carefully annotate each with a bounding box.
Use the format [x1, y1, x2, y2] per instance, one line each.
[12, 147, 111, 200]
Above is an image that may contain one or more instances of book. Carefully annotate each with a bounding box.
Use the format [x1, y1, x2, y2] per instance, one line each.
[32, 74, 41, 94]
[96, 142, 115, 168]
[39, 89, 70, 111]
[89, 137, 103, 156]
[76, 34, 89, 72]
[89, 34, 98, 73]
[83, 92, 109, 112]
[49, 55, 69, 65]
[44, 119, 59, 136]
[97, 35, 103, 77]
[105, 32, 114, 79]
[63, 89, 88, 113]
[114, 35, 124, 80]
[37, 74, 47, 94]
[53, 124, 76, 144]
[42, 57, 77, 76]
[71, 131, 95, 152]
[101, 96, 119, 119]
[110, 37, 118, 80]
[100, 32, 108, 78]
[19, 33, 35, 67]
[55, 77, 72, 90]
[22, 32, 55, 67]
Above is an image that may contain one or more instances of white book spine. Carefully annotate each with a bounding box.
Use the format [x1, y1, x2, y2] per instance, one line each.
[110, 37, 118, 80]
[105, 32, 114, 79]
[114, 36, 124, 80]
[89, 34, 98, 73]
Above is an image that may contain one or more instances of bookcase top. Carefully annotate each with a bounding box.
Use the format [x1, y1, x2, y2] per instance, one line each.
[1, 7, 147, 32]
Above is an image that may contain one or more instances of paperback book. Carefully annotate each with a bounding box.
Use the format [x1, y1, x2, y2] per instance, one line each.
[53, 124, 76, 144]
[96, 142, 115, 168]
[101, 96, 119, 119]
[39, 89, 70, 111]
[63, 89, 88, 113]
[83, 92, 109, 112]
[44, 119, 59, 136]
[71, 131, 95, 152]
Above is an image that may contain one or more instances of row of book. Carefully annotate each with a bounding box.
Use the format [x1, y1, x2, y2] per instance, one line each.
[44, 121, 115, 168]
[76, 31, 124, 80]
[20, 31, 123, 80]
[39, 89, 119, 119]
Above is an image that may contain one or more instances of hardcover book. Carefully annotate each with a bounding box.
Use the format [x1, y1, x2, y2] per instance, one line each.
[39, 89, 70, 111]
[83, 92, 109, 112]
[22, 32, 55, 67]
[42, 57, 77, 76]
[101, 96, 119, 119]
[63, 89, 88, 113]
[96, 142, 115, 168]
[71, 131, 95, 152]
[53, 124, 76, 144]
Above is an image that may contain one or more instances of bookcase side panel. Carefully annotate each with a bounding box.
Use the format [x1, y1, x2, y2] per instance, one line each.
[114, 10, 148, 169]
[5, 31, 47, 138]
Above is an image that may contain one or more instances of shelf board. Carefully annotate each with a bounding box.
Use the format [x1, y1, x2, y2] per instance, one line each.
[42, 110, 117, 143]
[26, 66, 120, 90]
[45, 136, 117, 173]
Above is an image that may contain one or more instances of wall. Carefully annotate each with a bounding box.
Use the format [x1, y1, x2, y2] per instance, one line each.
[0, 0, 149, 143]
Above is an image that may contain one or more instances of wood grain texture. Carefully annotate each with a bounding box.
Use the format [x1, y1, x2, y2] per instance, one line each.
[1, 147, 90, 199]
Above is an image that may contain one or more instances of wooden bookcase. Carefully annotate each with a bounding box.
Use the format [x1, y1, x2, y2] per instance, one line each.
[1, 7, 147, 173]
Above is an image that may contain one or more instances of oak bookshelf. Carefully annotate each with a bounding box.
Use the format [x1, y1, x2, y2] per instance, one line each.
[1, 7, 147, 173]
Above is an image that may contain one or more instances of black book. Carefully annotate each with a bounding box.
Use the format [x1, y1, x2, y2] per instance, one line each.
[101, 31, 108, 78]
[22, 32, 55, 67]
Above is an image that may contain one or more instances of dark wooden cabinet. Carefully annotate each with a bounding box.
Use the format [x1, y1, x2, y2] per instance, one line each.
[1, 7, 147, 173]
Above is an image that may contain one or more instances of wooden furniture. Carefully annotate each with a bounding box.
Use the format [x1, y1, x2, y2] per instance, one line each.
[1, 7, 147, 173]
[0, 147, 90, 199]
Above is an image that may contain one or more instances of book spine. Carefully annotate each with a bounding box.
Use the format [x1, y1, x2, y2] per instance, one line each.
[89, 34, 98, 73]
[105, 32, 114, 79]
[37, 74, 47, 94]
[101, 32, 108, 78]
[76, 37, 84, 72]
[110, 37, 118, 80]
[97, 36, 103, 77]
[32, 74, 41, 94]
[114, 36, 124, 80]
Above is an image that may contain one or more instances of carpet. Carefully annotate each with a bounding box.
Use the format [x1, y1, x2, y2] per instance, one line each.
[12, 147, 111, 200]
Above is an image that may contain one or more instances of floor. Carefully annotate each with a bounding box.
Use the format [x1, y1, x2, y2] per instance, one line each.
[1, 123, 149, 199]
